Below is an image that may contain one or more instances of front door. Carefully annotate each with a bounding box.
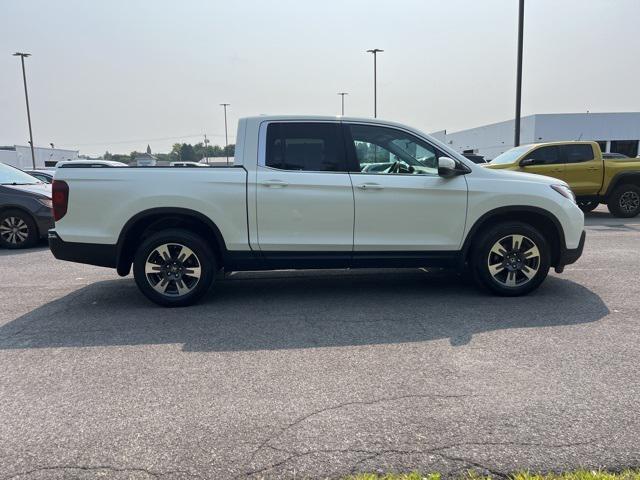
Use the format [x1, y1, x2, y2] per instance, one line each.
[256, 121, 354, 252]
[519, 144, 566, 181]
[345, 123, 468, 252]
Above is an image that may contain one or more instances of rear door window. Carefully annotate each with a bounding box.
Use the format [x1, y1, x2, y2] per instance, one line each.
[562, 144, 594, 163]
[265, 123, 346, 172]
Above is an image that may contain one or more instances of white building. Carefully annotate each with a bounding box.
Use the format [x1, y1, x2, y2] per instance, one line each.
[431, 112, 640, 161]
[0, 145, 79, 169]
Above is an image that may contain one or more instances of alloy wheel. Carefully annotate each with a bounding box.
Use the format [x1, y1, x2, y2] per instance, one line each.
[0, 216, 29, 245]
[144, 243, 202, 297]
[487, 234, 540, 288]
[619, 191, 640, 214]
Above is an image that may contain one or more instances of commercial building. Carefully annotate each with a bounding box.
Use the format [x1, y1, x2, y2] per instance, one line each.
[0, 145, 79, 169]
[431, 112, 640, 160]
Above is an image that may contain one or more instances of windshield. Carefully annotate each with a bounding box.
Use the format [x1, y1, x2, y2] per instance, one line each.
[0, 163, 42, 185]
[490, 145, 531, 165]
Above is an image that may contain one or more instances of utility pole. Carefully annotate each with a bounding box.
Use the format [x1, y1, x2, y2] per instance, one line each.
[13, 52, 36, 168]
[337, 92, 348, 116]
[204, 134, 210, 164]
[514, 0, 524, 147]
[366, 49, 383, 118]
[220, 103, 230, 164]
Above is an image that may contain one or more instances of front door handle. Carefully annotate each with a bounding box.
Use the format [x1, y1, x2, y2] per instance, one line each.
[262, 180, 288, 188]
[357, 183, 384, 190]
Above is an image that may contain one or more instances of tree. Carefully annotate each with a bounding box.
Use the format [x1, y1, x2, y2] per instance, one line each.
[223, 144, 235, 157]
[179, 143, 196, 162]
[103, 151, 112, 160]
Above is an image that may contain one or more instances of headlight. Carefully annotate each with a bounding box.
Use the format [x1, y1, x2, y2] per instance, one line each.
[551, 184, 576, 203]
[37, 197, 53, 208]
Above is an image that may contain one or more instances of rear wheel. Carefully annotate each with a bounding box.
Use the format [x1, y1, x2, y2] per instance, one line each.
[607, 184, 640, 218]
[471, 222, 550, 296]
[0, 209, 38, 249]
[577, 200, 598, 213]
[133, 229, 215, 307]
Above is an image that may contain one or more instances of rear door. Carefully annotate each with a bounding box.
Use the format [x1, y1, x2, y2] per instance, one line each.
[561, 143, 603, 195]
[519, 145, 565, 180]
[255, 121, 354, 252]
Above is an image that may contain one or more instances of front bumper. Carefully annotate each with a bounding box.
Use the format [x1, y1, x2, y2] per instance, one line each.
[555, 230, 586, 273]
[48, 229, 117, 268]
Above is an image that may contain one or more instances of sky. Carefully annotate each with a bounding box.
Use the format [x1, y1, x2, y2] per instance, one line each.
[1, 0, 639, 156]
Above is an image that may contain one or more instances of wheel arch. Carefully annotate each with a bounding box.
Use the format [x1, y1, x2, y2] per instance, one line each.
[462, 206, 565, 268]
[116, 207, 227, 276]
[604, 172, 640, 198]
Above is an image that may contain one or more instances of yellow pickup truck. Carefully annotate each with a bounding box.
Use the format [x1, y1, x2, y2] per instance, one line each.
[486, 141, 640, 217]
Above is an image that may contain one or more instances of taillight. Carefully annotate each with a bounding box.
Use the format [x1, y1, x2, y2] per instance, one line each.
[52, 180, 69, 221]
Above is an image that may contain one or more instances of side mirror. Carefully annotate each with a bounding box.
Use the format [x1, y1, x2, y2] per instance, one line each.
[520, 157, 537, 167]
[438, 156, 459, 177]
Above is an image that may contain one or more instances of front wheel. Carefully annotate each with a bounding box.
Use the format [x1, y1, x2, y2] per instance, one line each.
[471, 222, 551, 296]
[0, 209, 38, 249]
[133, 229, 215, 307]
[607, 184, 640, 218]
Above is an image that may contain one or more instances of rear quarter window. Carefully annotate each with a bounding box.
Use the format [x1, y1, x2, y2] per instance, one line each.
[265, 123, 346, 172]
[563, 144, 594, 163]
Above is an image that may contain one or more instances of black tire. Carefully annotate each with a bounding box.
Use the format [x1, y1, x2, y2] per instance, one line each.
[607, 184, 640, 218]
[471, 222, 551, 296]
[577, 200, 598, 213]
[0, 209, 39, 249]
[133, 229, 216, 307]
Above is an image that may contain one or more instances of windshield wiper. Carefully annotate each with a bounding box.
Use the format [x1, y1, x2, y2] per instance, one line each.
[2, 182, 39, 186]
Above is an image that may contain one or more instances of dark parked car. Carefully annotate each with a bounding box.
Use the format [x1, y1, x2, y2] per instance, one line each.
[462, 153, 487, 164]
[24, 169, 54, 183]
[602, 152, 629, 160]
[0, 163, 53, 249]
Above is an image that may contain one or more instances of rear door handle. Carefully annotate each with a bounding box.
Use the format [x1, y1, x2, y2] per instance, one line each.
[262, 180, 288, 188]
[357, 183, 384, 190]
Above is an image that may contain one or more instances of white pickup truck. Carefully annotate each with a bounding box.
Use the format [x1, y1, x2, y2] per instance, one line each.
[49, 116, 586, 306]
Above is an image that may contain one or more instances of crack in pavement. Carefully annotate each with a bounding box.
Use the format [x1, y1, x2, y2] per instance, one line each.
[0, 464, 201, 480]
[246, 433, 603, 478]
[245, 393, 480, 476]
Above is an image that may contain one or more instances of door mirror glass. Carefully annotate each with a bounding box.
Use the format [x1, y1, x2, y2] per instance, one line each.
[438, 157, 458, 177]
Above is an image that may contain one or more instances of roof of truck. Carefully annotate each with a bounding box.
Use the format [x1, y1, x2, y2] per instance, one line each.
[242, 115, 412, 128]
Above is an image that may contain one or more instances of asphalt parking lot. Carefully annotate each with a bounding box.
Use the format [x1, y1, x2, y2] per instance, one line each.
[1, 207, 639, 480]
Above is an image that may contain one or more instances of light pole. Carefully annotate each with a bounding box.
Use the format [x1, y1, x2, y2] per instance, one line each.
[220, 103, 230, 164]
[337, 92, 348, 116]
[514, 0, 524, 147]
[13, 52, 36, 169]
[366, 49, 383, 118]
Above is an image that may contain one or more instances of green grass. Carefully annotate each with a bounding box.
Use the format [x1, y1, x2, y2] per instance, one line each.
[345, 471, 640, 480]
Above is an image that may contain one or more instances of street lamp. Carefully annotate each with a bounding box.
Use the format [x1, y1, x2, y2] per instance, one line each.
[514, 0, 524, 147]
[337, 92, 348, 116]
[13, 52, 36, 169]
[220, 103, 230, 164]
[366, 49, 383, 118]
